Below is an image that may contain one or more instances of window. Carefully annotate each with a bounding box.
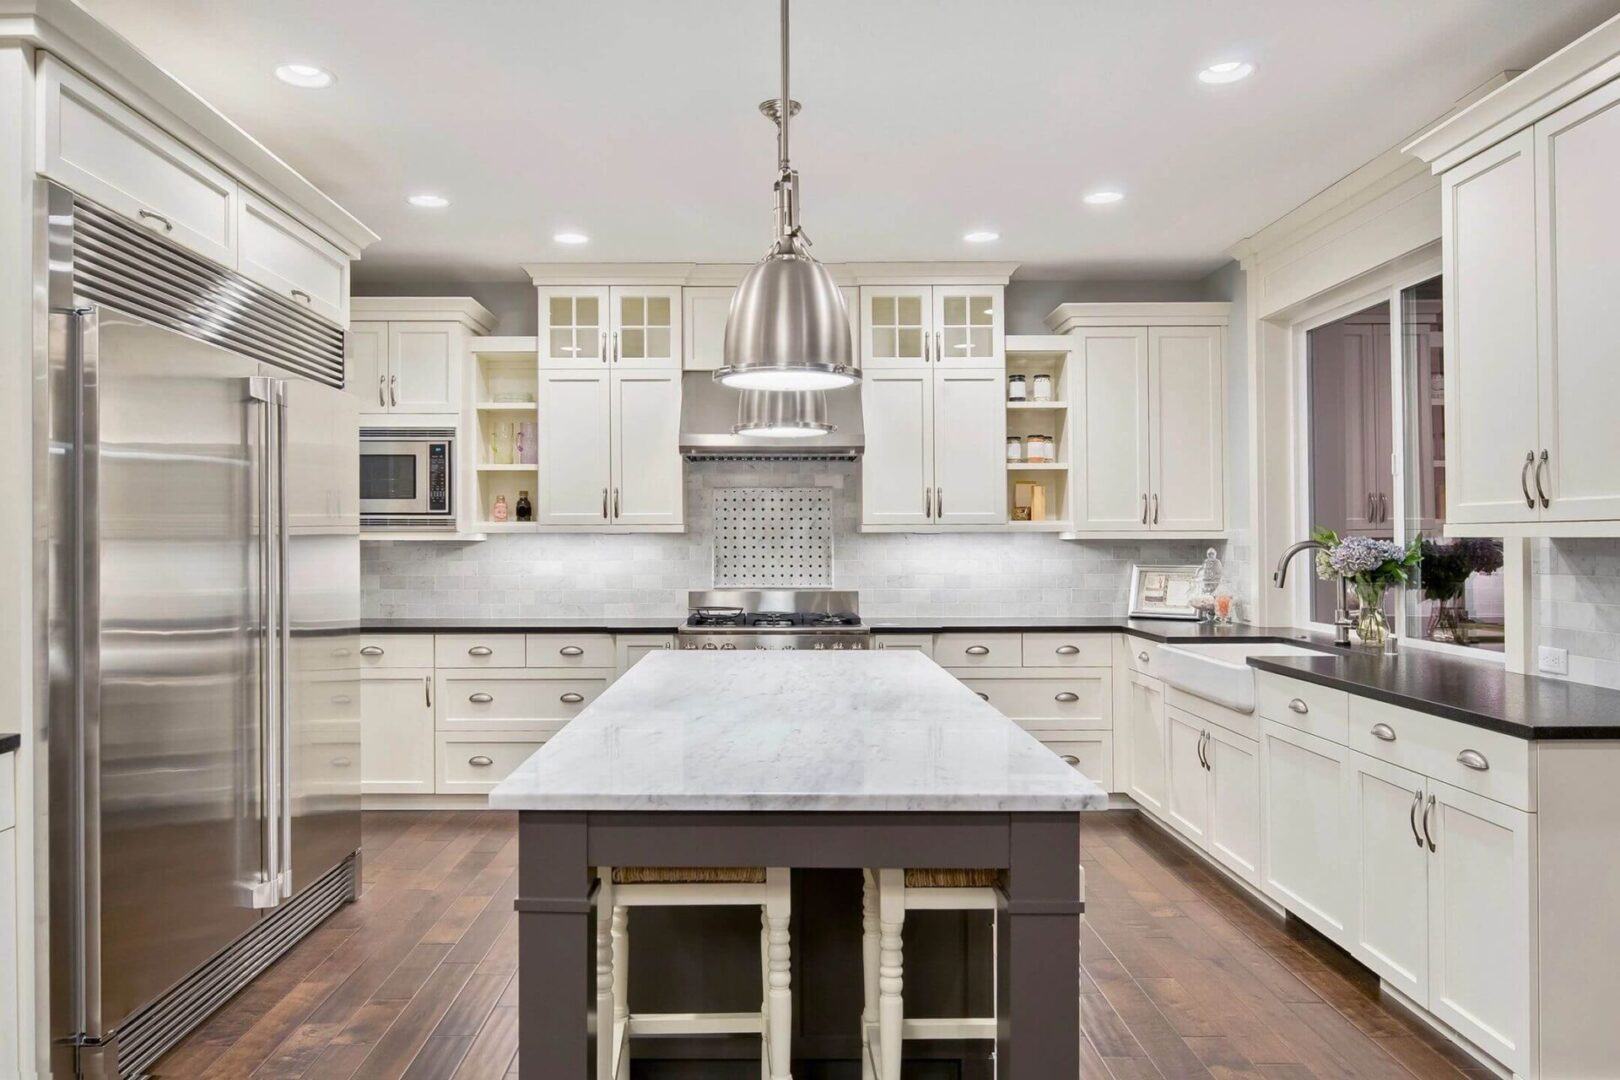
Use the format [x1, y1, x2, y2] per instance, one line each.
[1302, 275, 1502, 653]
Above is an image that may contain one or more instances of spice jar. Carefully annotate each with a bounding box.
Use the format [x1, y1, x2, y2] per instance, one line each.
[491, 495, 509, 522]
[1032, 373, 1054, 402]
[1007, 374, 1027, 402]
[1006, 436, 1025, 462]
[1026, 434, 1052, 463]
[516, 490, 533, 522]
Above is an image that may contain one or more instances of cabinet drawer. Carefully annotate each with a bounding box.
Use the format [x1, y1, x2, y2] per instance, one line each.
[1118, 637, 1161, 674]
[936, 633, 1023, 669]
[959, 672, 1111, 729]
[436, 633, 526, 668]
[358, 633, 435, 669]
[437, 734, 547, 794]
[1256, 672, 1348, 744]
[1041, 734, 1113, 793]
[873, 633, 935, 659]
[435, 671, 607, 732]
[293, 633, 362, 672]
[526, 633, 614, 669]
[1349, 697, 1534, 812]
[1022, 633, 1111, 668]
[39, 56, 237, 266]
[236, 190, 348, 324]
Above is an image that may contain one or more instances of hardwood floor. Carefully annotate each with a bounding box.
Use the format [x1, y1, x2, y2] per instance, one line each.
[153, 810, 1492, 1079]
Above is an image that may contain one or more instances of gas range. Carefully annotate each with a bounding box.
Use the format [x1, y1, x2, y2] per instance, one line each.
[677, 590, 871, 651]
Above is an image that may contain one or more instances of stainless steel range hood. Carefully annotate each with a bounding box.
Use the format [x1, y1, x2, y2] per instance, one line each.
[679, 372, 863, 460]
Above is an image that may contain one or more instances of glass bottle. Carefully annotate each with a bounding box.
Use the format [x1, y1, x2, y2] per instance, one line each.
[516, 490, 533, 522]
[491, 494, 509, 522]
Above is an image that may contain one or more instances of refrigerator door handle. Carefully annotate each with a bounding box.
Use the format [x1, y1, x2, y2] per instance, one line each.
[275, 380, 294, 901]
[245, 376, 284, 908]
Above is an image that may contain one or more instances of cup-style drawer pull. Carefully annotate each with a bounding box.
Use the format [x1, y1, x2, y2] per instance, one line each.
[1137, 651, 1149, 663]
[1054, 692, 1080, 703]
[559, 645, 585, 657]
[468, 645, 494, 657]
[1060, 755, 1080, 766]
[359, 646, 385, 657]
[560, 692, 585, 704]
[330, 694, 352, 706]
[331, 756, 352, 768]
[468, 755, 494, 767]
[469, 692, 495, 704]
[330, 648, 352, 658]
[1055, 645, 1080, 655]
[1457, 749, 1490, 772]
[1370, 723, 1396, 742]
[1288, 698, 1309, 715]
[965, 645, 991, 656]
[975, 692, 990, 701]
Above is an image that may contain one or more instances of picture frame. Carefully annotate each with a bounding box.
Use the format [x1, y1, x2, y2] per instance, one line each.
[1128, 563, 1203, 620]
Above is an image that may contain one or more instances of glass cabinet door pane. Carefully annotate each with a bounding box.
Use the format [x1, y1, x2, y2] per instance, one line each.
[939, 291, 997, 360]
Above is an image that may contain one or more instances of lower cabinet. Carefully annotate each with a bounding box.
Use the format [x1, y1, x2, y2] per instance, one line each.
[615, 634, 674, 676]
[436, 732, 555, 795]
[1042, 733, 1114, 793]
[1348, 750, 1430, 1001]
[360, 668, 436, 795]
[1161, 706, 1259, 887]
[0, 755, 16, 1078]
[1259, 718, 1353, 942]
[1121, 670, 1167, 816]
[873, 633, 935, 659]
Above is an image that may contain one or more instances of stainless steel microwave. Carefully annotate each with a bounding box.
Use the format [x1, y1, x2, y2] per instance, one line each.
[359, 427, 455, 529]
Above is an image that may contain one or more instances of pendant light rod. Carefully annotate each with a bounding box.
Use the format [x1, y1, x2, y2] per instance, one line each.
[779, 0, 790, 173]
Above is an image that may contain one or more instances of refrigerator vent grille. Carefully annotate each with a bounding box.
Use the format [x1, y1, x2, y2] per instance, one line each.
[71, 199, 347, 389]
[111, 856, 358, 1078]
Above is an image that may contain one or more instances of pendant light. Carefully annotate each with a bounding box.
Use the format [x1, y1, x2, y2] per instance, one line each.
[733, 389, 834, 438]
[716, 0, 856, 394]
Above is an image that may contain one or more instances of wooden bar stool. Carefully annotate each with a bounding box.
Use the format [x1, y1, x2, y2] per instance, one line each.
[860, 868, 1001, 1080]
[595, 866, 792, 1080]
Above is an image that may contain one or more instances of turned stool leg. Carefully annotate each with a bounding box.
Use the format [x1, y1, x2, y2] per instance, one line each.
[611, 905, 628, 1078]
[595, 872, 615, 1080]
[764, 867, 792, 1080]
[861, 870, 879, 1080]
[877, 868, 905, 1080]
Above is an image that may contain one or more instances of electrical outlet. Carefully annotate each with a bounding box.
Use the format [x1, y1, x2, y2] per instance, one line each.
[1538, 645, 1569, 676]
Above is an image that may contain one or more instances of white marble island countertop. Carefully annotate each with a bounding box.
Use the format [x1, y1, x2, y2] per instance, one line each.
[489, 650, 1107, 813]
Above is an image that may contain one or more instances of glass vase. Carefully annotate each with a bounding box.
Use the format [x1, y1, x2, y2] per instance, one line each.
[1353, 582, 1389, 647]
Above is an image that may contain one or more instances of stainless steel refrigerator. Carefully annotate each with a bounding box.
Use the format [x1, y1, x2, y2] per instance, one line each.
[44, 185, 362, 1078]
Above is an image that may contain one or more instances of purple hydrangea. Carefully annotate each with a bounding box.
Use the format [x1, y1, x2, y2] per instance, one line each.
[1328, 536, 1409, 577]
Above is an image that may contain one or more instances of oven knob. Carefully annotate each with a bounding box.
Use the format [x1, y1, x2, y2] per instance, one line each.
[852, 641, 866, 649]
[813, 642, 825, 650]
[681, 643, 696, 650]
[702, 642, 718, 650]
[720, 643, 736, 650]
[756, 645, 768, 650]
[833, 642, 846, 650]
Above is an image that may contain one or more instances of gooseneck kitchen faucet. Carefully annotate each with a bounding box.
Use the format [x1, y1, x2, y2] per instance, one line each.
[1274, 539, 1355, 647]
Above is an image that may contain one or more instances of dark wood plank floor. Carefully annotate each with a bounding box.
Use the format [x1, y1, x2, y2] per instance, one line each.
[153, 810, 1492, 1079]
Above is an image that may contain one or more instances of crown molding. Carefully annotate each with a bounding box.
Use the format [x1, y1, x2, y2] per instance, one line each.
[523, 261, 1020, 288]
[1044, 302, 1230, 333]
[351, 296, 497, 332]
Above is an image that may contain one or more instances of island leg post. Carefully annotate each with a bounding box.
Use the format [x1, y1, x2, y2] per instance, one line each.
[517, 811, 592, 1079]
[997, 812, 1083, 1079]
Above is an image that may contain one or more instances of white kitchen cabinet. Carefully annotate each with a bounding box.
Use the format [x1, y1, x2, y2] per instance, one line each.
[861, 286, 934, 369]
[345, 323, 388, 412]
[388, 322, 461, 413]
[1121, 670, 1167, 816]
[349, 300, 493, 418]
[615, 635, 674, 677]
[1259, 718, 1353, 946]
[1347, 749, 1430, 1001]
[1441, 129, 1541, 527]
[0, 754, 15, 1080]
[932, 368, 1007, 525]
[1164, 708, 1211, 847]
[610, 370, 684, 527]
[541, 286, 681, 369]
[38, 55, 238, 266]
[537, 369, 612, 526]
[685, 284, 858, 371]
[1071, 325, 1224, 534]
[932, 287, 1005, 367]
[873, 633, 934, 658]
[861, 369, 934, 526]
[1045, 735, 1113, 793]
[236, 190, 349, 324]
[1426, 778, 1534, 1077]
[860, 285, 1004, 369]
[1204, 722, 1260, 885]
[360, 669, 436, 795]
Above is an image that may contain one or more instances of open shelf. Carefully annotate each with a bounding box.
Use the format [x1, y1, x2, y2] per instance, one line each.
[477, 463, 537, 473]
[471, 336, 541, 529]
[1007, 462, 1067, 471]
[475, 401, 539, 412]
[1004, 342, 1073, 530]
[471, 335, 540, 356]
[1007, 401, 1068, 410]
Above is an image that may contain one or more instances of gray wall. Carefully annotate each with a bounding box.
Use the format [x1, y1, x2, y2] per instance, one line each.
[1003, 278, 1209, 335]
[352, 278, 538, 335]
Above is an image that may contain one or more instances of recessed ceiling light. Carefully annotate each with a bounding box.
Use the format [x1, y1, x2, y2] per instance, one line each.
[1082, 191, 1125, 206]
[1198, 60, 1254, 84]
[274, 63, 334, 89]
[553, 232, 590, 245]
[407, 194, 450, 209]
[963, 230, 1000, 244]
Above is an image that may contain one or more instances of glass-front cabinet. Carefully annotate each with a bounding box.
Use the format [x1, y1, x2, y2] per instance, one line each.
[860, 285, 1004, 370]
[540, 286, 682, 369]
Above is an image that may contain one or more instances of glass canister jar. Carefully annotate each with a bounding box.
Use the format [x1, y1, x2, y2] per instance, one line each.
[1006, 436, 1025, 462]
[1025, 434, 1052, 463]
[1032, 373, 1054, 402]
[1007, 374, 1028, 402]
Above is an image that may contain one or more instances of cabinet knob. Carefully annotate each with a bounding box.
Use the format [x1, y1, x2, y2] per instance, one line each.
[1456, 749, 1490, 772]
[1056, 645, 1080, 656]
[559, 645, 585, 657]
[560, 692, 585, 704]
[469, 755, 494, 768]
[359, 645, 384, 657]
[1370, 722, 1397, 742]
[1054, 692, 1080, 703]
[965, 645, 991, 656]
[1287, 698, 1309, 715]
[1060, 755, 1080, 766]
[468, 645, 494, 657]
[468, 692, 494, 704]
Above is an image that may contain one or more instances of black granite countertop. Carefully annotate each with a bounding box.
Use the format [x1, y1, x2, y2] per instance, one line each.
[0, 733, 18, 755]
[868, 617, 1333, 646]
[362, 617, 685, 633]
[1248, 651, 1620, 740]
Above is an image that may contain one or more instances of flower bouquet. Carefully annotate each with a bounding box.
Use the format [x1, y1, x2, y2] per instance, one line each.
[1418, 538, 1503, 644]
[1312, 529, 1422, 647]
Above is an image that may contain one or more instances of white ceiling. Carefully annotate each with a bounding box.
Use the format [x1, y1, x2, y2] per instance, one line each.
[79, 0, 1620, 284]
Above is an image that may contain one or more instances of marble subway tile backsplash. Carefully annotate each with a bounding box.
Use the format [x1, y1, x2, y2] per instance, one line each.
[1534, 538, 1620, 689]
[363, 461, 1239, 621]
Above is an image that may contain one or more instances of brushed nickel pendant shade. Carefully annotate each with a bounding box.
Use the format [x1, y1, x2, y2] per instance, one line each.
[716, 0, 855, 396]
[732, 389, 833, 438]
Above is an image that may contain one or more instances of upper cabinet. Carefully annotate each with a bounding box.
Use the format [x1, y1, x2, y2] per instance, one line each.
[1048, 305, 1228, 537]
[860, 285, 1005, 369]
[35, 55, 371, 326]
[540, 286, 681, 369]
[348, 299, 496, 418]
[1415, 55, 1620, 534]
[685, 284, 859, 371]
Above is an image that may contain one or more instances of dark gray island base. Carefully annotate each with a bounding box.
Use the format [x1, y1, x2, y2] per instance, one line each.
[515, 809, 1081, 1078]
